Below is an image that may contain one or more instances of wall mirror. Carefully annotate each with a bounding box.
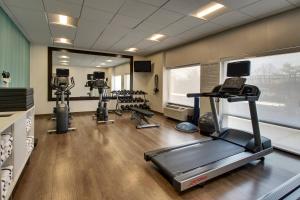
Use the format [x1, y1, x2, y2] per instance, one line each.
[48, 47, 133, 101]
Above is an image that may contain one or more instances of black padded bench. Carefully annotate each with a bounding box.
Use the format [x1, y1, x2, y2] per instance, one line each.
[130, 107, 160, 129]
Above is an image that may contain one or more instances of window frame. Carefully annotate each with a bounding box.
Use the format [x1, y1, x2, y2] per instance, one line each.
[167, 64, 201, 107]
[220, 52, 300, 131]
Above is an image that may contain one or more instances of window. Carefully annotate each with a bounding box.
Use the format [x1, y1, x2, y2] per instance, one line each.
[112, 75, 122, 91]
[123, 74, 130, 90]
[222, 52, 300, 129]
[167, 65, 200, 106]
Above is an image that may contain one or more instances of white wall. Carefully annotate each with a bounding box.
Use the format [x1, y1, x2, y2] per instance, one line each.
[30, 45, 102, 114]
[132, 54, 164, 113]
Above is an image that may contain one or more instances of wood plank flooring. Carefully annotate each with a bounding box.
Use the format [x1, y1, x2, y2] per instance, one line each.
[12, 113, 300, 200]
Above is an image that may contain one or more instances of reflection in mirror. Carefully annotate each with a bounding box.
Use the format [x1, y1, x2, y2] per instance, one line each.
[51, 51, 131, 99]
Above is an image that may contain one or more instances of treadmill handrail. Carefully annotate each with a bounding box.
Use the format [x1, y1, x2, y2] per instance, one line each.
[187, 92, 219, 98]
[187, 93, 249, 102]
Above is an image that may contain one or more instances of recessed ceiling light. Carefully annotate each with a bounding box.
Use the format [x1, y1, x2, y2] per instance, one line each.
[96, 65, 101, 68]
[147, 34, 166, 42]
[61, 63, 69, 66]
[54, 37, 73, 45]
[106, 60, 113, 62]
[191, 2, 225, 20]
[48, 14, 78, 28]
[60, 60, 69, 63]
[125, 48, 138, 52]
[100, 63, 106, 65]
[59, 55, 69, 59]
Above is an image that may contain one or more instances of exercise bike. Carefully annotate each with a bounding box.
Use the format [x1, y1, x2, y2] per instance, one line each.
[92, 72, 115, 124]
[48, 69, 76, 134]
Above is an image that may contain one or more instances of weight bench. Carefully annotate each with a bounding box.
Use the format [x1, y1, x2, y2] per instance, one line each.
[130, 107, 160, 129]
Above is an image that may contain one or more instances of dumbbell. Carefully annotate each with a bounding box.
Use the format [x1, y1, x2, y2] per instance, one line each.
[120, 105, 125, 110]
[125, 105, 130, 110]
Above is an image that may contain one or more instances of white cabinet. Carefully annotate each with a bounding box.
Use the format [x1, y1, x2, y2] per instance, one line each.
[0, 107, 34, 200]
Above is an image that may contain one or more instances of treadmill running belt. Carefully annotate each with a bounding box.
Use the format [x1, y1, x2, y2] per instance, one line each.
[151, 140, 245, 177]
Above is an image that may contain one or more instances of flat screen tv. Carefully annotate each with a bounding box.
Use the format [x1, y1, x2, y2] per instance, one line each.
[227, 61, 250, 77]
[134, 61, 151, 72]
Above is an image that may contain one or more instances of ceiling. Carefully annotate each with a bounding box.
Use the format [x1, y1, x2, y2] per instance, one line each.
[1, 0, 299, 56]
[52, 51, 130, 68]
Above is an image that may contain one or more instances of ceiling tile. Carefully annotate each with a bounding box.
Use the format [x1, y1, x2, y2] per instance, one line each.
[93, 26, 131, 50]
[109, 15, 142, 29]
[50, 25, 77, 39]
[135, 40, 156, 49]
[193, 22, 225, 34]
[118, 0, 158, 21]
[146, 8, 184, 26]
[137, 0, 168, 6]
[163, 0, 211, 15]
[240, 0, 293, 18]
[216, 0, 260, 10]
[3, 0, 44, 11]
[81, 6, 114, 24]
[64, 0, 83, 5]
[74, 19, 107, 49]
[84, 0, 125, 13]
[175, 22, 224, 42]
[110, 30, 149, 50]
[287, 0, 300, 6]
[160, 16, 205, 36]
[43, 0, 82, 18]
[8, 6, 50, 44]
[211, 11, 253, 27]
[134, 21, 166, 35]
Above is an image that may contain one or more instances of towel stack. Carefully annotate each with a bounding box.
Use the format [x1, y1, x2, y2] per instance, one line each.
[0, 135, 13, 166]
[26, 117, 32, 133]
[1, 166, 13, 200]
[26, 136, 34, 153]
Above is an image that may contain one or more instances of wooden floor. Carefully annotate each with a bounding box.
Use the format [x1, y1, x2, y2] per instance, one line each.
[13, 113, 300, 200]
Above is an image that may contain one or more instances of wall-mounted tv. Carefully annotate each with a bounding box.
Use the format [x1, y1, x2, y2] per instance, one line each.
[134, 61, 151, 72]
[227, 61, 250, 77]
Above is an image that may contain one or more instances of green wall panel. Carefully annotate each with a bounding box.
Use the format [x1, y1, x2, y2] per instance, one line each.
[0, 7, 30, 87]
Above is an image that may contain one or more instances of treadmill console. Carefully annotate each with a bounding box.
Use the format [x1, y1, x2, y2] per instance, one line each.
[220, 77, 246, 94]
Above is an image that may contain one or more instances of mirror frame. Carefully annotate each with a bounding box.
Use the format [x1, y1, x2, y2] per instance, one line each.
[48, 47, 134, 101]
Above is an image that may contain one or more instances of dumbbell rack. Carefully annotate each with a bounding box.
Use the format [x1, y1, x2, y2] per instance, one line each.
[113, 90, 150, 116]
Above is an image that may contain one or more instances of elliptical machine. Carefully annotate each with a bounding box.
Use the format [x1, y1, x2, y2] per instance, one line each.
[92, 71, 115, 124]
[48, 69, 76, 134]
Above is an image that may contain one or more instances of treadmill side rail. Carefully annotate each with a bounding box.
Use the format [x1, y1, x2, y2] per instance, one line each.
[258, 173, 300, 200]
[144, 137, 212, 161]
[174, 147, 273, 192]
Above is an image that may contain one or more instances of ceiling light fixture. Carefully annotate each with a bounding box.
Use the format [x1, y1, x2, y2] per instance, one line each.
[96, 65, 101, 68]
[106, 60, 113, 62]
[61, 63, 69, 66]
[54, 37, 73, 45]
[125, 48, 138, 52]
[48, 14, 78, 28]
[59, 55, 70, 59]
[191, 2, 225, 20]
[100, 63, 106, 65]
[60, 60, 69, 63]
[147, 34, 165, 42]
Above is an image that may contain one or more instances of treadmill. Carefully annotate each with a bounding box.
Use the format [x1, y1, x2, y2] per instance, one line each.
[258, 174, 300, 200]
[144, 61, 273, 192]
